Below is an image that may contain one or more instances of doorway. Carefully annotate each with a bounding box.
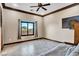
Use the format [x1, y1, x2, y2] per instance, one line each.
[73, 20, 79, 44]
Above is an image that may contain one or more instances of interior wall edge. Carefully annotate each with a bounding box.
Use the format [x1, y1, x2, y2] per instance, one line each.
[42, 3, 79, 17]
[4, 37, 44, 45]
[1, 3, 44, 17]
[2, 3, 79, 17]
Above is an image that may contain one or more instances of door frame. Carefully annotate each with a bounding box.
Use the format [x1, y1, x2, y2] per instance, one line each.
[0, 3, 3, 51]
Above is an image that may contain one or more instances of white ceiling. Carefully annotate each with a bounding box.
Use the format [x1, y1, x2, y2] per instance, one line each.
[5, 3, 73, 15]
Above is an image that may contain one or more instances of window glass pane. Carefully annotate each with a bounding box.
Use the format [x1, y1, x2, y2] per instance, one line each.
[28, 23, 34, 34]
[21, 22, 27, 35]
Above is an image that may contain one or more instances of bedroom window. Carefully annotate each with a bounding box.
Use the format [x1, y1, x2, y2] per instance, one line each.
[21, 21, 34, 36]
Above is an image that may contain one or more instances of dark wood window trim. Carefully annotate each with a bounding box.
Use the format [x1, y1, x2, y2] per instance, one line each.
[21, 21, 34, 36]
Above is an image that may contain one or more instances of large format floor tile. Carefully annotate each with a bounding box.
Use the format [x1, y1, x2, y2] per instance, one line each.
[0, 39, 63, 56]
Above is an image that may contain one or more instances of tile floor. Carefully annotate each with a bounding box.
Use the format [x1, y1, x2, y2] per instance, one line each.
[0, 39, 63, 56]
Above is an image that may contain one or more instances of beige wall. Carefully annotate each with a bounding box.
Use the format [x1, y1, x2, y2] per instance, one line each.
[2, 9, 44, 44]
[2, 5, 79, 44]
[44, 5, 79, 43]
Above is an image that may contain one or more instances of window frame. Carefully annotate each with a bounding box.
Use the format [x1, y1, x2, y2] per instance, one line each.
[21, 21, 34, 36]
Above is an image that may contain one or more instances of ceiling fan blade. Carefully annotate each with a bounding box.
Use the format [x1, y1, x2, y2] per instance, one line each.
[36, 7, 40, 11]
[42, 3, 50, 6]
[42, 7, 47, 10]
[30, 6, 38, 7]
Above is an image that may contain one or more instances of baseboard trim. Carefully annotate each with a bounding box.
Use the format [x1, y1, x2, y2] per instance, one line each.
[4, 37, 44, 45]
[4, 37, 77, 46]
[64, 42, 77, 46]
[44, 38, 63, 43]
[44, 38, 77, 45]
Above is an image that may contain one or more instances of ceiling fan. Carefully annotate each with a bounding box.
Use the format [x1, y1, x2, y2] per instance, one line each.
[30, 3, 50, 12]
